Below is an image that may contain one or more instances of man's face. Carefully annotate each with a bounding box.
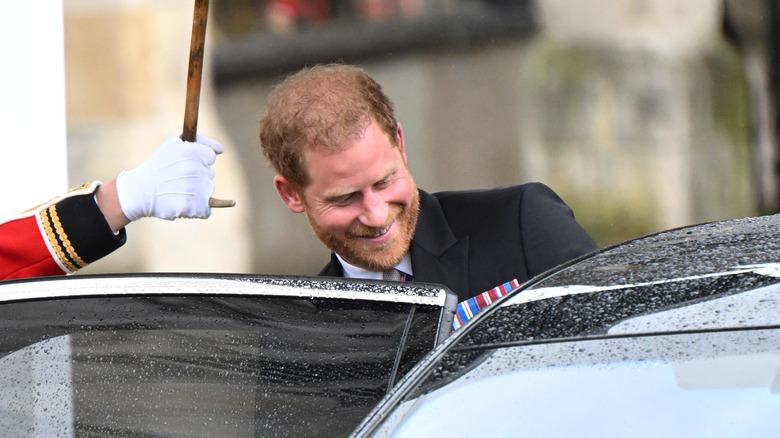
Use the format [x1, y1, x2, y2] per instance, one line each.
[274, 121, 419, 271]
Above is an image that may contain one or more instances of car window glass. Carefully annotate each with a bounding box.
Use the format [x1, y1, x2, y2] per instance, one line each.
[1, 336, 74, 437]
[0, 294, 443, 437]
[609, 282, 780, 334]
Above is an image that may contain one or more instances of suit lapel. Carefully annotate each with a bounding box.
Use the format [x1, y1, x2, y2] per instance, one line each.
[318, 252, 343, 277]
[410, 190, 470, 301]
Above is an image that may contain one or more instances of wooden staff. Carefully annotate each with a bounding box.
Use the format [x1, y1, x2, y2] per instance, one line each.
[183, 0, 235, 208]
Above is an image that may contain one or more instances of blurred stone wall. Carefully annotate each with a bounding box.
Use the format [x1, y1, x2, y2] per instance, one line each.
[65, 0, 757, 276]
[64, 0, 251, 275]
[520, 0, 753, 243]
[215, 0, 755, 275]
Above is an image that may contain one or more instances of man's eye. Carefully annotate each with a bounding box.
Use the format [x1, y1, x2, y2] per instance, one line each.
[332, 194, 355, 205]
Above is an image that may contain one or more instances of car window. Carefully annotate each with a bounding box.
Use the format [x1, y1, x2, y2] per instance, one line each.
[609, 282, 780, 334]
[0, 275, 455, 437]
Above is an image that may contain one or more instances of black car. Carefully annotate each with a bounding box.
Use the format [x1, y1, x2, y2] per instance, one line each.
[353, 214, 780, 437]
[3, 214, 780, 437]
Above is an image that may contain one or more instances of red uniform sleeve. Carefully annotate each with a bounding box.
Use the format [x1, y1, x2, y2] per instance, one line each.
[0, 182, 126, 281]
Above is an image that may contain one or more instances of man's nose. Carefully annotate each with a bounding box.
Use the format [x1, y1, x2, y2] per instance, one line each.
[358, 192, 389, 227]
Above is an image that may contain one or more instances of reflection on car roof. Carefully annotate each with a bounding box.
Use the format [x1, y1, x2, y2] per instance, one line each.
[502, 262, 780, 308]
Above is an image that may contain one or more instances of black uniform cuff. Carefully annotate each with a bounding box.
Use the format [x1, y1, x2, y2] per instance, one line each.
[38, 189, 126, 271]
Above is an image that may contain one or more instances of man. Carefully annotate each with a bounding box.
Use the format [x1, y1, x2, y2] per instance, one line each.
[259, 63, 598, 303]
[0, 134, 223, 280]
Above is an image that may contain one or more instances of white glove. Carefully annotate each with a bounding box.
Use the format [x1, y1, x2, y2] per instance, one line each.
[116, 134, 224, 221]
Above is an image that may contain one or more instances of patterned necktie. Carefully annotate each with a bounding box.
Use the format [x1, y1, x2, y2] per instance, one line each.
[383, 269, 412, 282]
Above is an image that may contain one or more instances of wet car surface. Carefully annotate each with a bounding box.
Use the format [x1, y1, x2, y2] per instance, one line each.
[353, 214, 780, 437]
[4, 215, 780, 437]
[0, 274, 455, 437]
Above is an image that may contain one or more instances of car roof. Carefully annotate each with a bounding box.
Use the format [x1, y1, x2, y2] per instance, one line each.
[462, 213, 780, 342]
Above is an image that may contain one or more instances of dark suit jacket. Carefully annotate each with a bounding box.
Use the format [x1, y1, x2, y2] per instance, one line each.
[318, 183, 598, 301]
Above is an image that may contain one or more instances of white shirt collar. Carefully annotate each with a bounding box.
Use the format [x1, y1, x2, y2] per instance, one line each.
[336, 253, 413, 280]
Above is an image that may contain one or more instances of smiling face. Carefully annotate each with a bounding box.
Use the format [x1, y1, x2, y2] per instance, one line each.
[274, 121, 419, 271]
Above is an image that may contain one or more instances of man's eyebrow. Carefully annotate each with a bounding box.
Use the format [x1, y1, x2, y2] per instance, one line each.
[377, 168, 398, 181]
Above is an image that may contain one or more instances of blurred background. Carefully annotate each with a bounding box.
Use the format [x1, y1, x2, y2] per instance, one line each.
[6, 0, 779, 276]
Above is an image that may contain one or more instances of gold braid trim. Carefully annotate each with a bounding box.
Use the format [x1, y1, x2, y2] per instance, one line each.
[48, 205, 88, 269]
[39, 208, 78, 272]
[39, 205, 87, 272]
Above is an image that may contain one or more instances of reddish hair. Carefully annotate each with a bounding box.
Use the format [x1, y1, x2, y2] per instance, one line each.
[259, 64, 398, 190]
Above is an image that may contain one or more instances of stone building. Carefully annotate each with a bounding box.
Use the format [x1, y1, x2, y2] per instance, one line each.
[64, 0, 763, 275]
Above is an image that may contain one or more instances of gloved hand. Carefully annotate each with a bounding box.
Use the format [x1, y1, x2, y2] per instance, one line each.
[116, 134, 224, 221]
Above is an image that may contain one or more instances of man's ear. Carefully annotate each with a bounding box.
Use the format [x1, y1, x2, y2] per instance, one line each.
[397, 123, 408, 164]
[274, 175, 306, 213]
